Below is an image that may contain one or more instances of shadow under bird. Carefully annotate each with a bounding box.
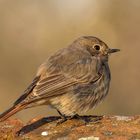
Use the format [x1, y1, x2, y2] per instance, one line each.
[0, 36, 120, 123]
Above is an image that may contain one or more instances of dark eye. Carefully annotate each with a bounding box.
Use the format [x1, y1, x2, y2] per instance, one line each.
[94, 45, 100, 51]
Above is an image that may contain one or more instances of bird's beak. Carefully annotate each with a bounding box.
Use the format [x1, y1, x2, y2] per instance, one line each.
[108, 48, 120, 54]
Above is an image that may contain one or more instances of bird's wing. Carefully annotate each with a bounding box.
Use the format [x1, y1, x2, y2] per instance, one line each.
[29, 64, 101, 104]
[14, 47, 102, 105]
[24, 48, 102, 103]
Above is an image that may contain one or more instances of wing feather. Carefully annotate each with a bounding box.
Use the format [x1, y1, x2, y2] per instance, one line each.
[33, 74, 77, 98]
[22, 47, 102, 103]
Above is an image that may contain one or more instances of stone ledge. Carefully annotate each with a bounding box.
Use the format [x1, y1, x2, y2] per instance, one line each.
[0, 115, 140, 140]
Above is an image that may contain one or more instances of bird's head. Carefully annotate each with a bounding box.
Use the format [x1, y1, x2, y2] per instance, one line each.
[74, 36, 120, 61]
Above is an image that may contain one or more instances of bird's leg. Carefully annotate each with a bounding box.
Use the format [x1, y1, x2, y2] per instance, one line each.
[56, 110, 67, 125]
[57, 110, 64, 116]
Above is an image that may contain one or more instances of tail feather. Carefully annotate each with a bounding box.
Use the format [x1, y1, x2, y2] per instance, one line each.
[0, 104, 26, 122]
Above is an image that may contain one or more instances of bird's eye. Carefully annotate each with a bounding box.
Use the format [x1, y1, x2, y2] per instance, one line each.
[94, 45, 101, 51]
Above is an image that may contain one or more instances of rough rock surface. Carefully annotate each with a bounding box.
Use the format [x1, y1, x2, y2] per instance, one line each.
[0, 115, 140, 140]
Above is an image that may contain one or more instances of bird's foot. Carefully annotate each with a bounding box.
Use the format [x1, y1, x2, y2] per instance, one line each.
[56, 116, 67, 125]
[91, 115, 103, 122]
[56, 114, 88, 125]
[69, 114, 89, 124]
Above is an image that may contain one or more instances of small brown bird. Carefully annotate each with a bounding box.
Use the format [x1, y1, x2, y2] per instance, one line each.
[0, 36, 120, 123]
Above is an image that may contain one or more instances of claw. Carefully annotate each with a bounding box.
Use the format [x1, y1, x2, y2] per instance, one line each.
[56, 117, 67, 125]
[68, 114, 89, 124]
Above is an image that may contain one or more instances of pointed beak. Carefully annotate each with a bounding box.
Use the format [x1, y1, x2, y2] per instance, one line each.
[108, 48, 120, 54]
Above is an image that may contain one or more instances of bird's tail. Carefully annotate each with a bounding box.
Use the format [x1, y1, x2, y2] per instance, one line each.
[0, 104, 26, 122]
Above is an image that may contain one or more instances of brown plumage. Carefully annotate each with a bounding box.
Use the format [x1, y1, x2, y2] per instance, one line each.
[0, 36, 120, 122]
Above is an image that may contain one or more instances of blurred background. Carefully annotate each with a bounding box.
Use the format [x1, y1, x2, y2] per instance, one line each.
[0, 0, 140, 122]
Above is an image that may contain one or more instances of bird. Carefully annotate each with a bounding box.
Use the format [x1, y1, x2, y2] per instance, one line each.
[0, 36, 120, 123]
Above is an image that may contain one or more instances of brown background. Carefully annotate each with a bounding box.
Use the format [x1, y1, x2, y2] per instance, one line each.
[0, 0, 139, 122]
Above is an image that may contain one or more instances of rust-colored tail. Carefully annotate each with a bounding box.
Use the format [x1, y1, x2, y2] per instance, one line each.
[0, 104, 26, 122]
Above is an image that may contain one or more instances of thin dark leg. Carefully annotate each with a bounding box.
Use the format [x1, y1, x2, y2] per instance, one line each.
[57, 110, 65, 117]
[56, 110, 67, 125]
